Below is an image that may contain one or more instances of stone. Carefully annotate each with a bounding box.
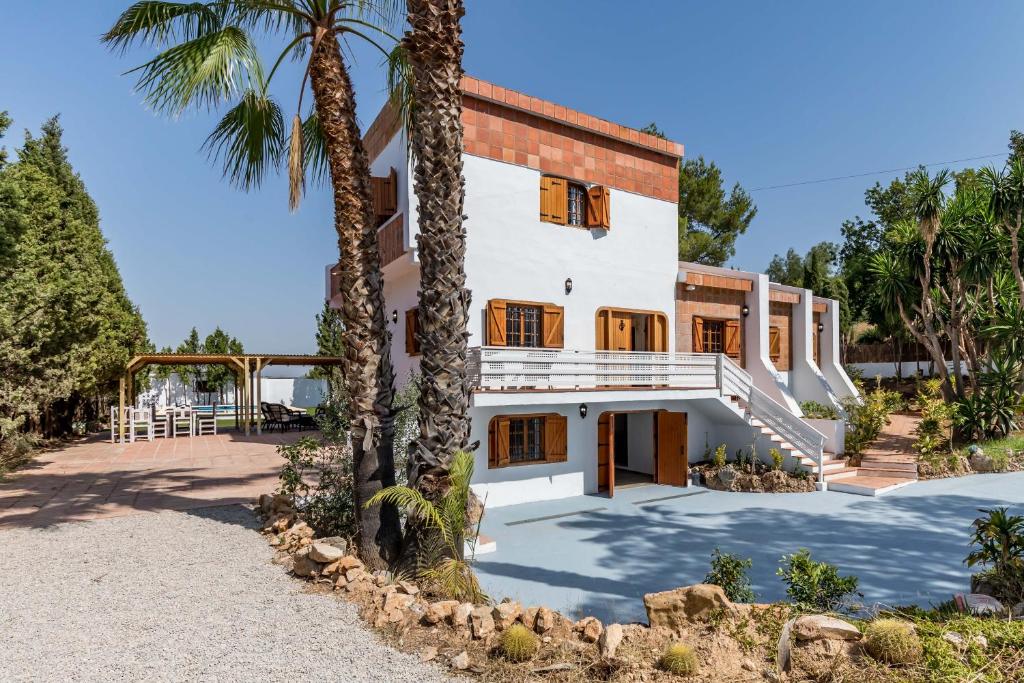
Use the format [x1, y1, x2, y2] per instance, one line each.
[333, 574, 348, 590]
[943, 631, 965, 648]
[791, 638, 855, 681]
[287, 522, 314, 539]
[397, 580, 419, 596]
[521, 606, 540, 630]
[383, 591, 415, 614]
[308, 542, 345, 563]
[717, 465, 737, 486]
[963, 593, 1004, 616]
[643, 584, 734, 628]
[273, 555, 295, 572]
[534, 607, 556, 633]
[791, 615, 862, 642]
[598, 623, 623, 658]
[575, 616, 603, 643]
[491, 600, 522, 630]
[777, 617, 796, 673]
[452, 602, 474, 628]
[470, 605, 495, 639]
[970, 634, 988, 650]
[316, 536, 348, 552]
[291, 555, 319, 578]
[1011, 601, 1024, 619]
[450, 651, 470, 671]
[970, 451, 995, 472]
[335, 555, 363, 571]
[741, 658, 757, 672]
[424, 600, 460, 625]
[420, 647, 438, 663]
[345, 567, 365, 583]
[465, 490, 485, 532]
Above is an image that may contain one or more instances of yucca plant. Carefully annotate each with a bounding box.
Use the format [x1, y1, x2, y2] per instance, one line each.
[365, 449, 487, 602]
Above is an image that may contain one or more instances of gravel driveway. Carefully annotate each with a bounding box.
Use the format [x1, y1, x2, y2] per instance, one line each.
[0, 505, 451, 682]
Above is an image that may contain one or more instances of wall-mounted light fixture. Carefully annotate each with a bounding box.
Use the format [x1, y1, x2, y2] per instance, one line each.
[565, 277, 573, 295]
[685, 284, 697, 292]
[391, 310, 399, 324]
[741, 304, 750, 317]
[579, 403, 588, 419]
[817, 322, 825, 333]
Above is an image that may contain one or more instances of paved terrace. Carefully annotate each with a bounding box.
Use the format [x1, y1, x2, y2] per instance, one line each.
[474, 472, 1024, 624]
[0, 432, 294, 528]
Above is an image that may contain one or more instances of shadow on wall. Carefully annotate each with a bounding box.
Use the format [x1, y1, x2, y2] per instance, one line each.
[291, 379, 326, 408]
[474, 488, 1019, 624]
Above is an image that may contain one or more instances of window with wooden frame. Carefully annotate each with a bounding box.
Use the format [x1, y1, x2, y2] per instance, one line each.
[540, 176, 610, 229]
[404, 308, 420, 356]
[691, 316, 741, 364]
[486, 299, 564, 348]
[768, 326, 782, 364]
[488, 413, 568, 468]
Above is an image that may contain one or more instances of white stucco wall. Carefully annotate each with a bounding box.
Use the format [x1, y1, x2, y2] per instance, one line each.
[789, 285, 843, 411]
[625, 412, 654, 474]
[815, 296, 859, 402]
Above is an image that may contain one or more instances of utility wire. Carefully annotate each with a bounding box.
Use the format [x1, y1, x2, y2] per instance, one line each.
[749, 152, 1009, 192]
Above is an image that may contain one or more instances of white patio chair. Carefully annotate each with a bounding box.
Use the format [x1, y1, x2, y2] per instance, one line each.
[172, 407, 193, 438]
[151, 408, 169, 439]
[194, 406, 217, 437]
[129, 407, 153, 443]
[110, 406, 131, 443]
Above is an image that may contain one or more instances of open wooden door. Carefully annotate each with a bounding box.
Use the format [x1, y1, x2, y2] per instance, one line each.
[597, 412, 615, 496]
[656, 411, 688, 487]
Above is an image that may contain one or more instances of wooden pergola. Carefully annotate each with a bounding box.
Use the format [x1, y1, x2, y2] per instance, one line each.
[119, 353, 344, 442]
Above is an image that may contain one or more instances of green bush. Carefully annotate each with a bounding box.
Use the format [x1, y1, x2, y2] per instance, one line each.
[705, 548, 755, 603]
[659, 642, 699, 676]
[914, 380, 956, 455]
[864, 619, 923, 665]
[499, 624, 538, 662]
[777, 549, 860, 612]
[965, 507, 1024, 604]
[770, 448, 784, 471]
[800, 400, 840, 420]
[713, 443, 727, 469]
[843, 384, 902, 455]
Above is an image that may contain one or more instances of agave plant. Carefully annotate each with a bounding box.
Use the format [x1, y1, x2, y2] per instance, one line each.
[365, 450, 487, 602]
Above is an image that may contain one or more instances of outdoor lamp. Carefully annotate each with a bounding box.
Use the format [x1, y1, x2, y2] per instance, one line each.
[564, 277, 573, 295]
[685, 284, 697, 292]
[579, 403, 588, 419]
[817, 322, 825, 332]
[391, 310, 398, 324]
[741, 304, 750, 317]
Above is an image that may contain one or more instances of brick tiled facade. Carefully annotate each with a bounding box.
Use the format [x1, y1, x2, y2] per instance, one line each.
[675, 283, 747, 365]
[769, 302, 794, 371]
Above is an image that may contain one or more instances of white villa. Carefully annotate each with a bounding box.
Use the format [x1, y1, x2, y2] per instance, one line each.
[327, 77, 882, 505]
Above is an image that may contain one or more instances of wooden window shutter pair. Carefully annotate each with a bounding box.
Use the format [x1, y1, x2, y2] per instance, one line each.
[371, 168, 398, 225]
[539, 176, 568, 225]
[585, 186, 610, 229]
[485, 299, 563, 348]
[691, 316, 705, 353]
[768, 326, 781, 362]
[544, 414, 568, 462]
[405, 309, 420, 356]
[725, 320, 742, 360]
[489, 417, 511, 468]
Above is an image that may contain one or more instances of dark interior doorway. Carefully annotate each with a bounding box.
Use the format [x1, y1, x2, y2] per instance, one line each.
[613, 414, 628, 467]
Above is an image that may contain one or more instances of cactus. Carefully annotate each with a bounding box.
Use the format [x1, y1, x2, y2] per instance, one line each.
[500, 623, 539, 662]
[659, 642, 699, 676]
[864, 619, 923, 665]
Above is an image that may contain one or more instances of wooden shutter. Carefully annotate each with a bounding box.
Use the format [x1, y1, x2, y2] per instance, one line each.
[540, 176, 568, 225]
[489, 417, 511, 468]
[650, 313, 668, 352]
[370, 169, 397, 225]
[585, 186, 610, 229]
[405, 309, 419, 356]
[544, 414, 568, 462]
[595, 309, 611, 351]
[486, 299, 507, 346]
[542, 304, 565, 348]
[691, 316, 705, 352]
[768, 326, 781, 363]
[725, 320, 742, 360]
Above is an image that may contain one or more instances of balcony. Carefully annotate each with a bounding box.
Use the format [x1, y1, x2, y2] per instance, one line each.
[467, 346, 722, 392]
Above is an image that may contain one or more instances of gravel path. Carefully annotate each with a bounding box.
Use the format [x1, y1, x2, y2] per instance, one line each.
[0, 505, 451, 682]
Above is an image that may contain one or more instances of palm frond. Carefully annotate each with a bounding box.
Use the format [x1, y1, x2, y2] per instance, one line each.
[365, 485, 449, 543]
[385, 43, 414, 139]
[228, 0, 312, 35]
[440, 450, 474, 533]
[130, 26, 263, 115]
[420, 557, 489, 603]
[102, 1, 221, 52]
[288, 114, 304, 210]
[202, 88, 285, 189]
[301, 109, 330, 187]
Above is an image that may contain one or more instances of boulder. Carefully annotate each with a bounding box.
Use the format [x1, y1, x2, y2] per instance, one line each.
[309, 542, 345, 563]
[335, 555, 363, 572]
[397, 580, 419, 596]
[291, 555, 320, 578]
[383, 591, 416, 614]
[963, 593, 1005, 616]
[491, 600, 522, 630]
[286, 522, 314, 540]
[790, 637, 856, 680]
[420, 646, 438, 662]
[344, 567, 365, 583]
[424, 600, 460, 625]
[598, 623, 623, 658]
[452, 602, 475, 628]
[450, 651, 470, 671]
[575, 616, 603, 643]
[465, 490, 485, 532]
[970, 451, 995, 472]
[521, 606, 540, 631]
[470, 605, 495, 639]
[643, 584, 734, 628]
[942, 631, 965, 648]
[316, 536, 348, 552]
[791, 615, 862, 642]
[717, 465, 737, 487]
[1012, 601, 1024, 620]
[534, 607, 556, 633]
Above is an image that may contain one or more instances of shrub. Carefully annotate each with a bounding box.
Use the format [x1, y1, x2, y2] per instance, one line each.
[659, 642, 699, 676]
[499, 624, 538, 662]
[800, 400, 840, 420]
[705, 548, 755, 603]
[863, 619, 923, 665]
[770, 448, 784, 471]
[965, 507, 1024, 604]
[914, 381, 956, 455]
[843, 385, 902, 455]
[777, 549, 860, 612]
[713, 444, 727, 469]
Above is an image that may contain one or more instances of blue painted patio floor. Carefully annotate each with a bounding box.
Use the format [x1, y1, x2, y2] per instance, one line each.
[474, 473, 1024, 624]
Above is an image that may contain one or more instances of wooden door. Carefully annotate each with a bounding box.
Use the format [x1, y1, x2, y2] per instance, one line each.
[597, 412, 615, 496]
[656, 411, 688, 487]
[611, 313, 632, 351]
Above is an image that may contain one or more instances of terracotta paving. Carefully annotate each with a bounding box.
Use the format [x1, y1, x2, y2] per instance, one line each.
[860, 412, 921, 463]
[0, 431, 304, 529]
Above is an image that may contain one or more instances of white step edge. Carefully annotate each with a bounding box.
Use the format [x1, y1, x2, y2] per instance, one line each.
[827, 479, 917, 497]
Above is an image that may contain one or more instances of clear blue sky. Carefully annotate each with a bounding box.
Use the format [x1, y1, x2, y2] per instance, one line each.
[2, 2, 1022, 357]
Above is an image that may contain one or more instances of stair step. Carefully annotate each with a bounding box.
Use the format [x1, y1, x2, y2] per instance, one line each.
[828, 476, 917, 497]
[822, 467, 860, 481]
[860, 459, 917, 472]
[856, 467, 918, 480]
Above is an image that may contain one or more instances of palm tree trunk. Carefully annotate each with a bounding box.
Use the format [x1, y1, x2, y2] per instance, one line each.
[307, 34, 401, 569]
[1010, 211, 1024, 312]
[404, 0, 472, 558]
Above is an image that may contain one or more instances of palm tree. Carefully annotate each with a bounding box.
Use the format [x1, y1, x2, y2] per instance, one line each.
[103, 1, 404, 568]
[400, 0, 472, 557]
